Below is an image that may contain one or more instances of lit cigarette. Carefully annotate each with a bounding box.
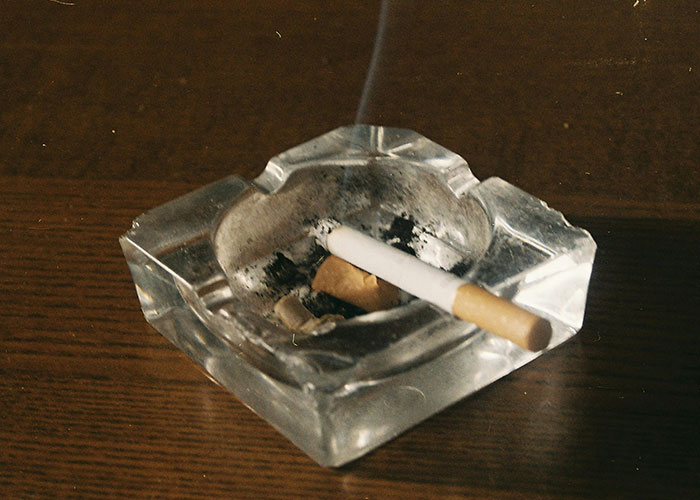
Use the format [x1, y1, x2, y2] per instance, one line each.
[325, 225, 552, 351]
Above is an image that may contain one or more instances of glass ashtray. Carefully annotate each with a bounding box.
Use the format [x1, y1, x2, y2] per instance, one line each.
[120, 125, 596, 466]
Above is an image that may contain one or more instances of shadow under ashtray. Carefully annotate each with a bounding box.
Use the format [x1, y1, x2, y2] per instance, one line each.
[122, 125, 597, 466]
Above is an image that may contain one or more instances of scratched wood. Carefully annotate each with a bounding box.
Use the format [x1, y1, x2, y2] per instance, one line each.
[1, 1, 699, 498]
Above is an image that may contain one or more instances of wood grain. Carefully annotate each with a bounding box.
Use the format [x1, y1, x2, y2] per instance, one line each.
[1, 0, 699, 498]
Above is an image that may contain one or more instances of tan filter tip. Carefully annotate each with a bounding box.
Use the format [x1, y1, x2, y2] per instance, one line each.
[452, 284, 552, 351]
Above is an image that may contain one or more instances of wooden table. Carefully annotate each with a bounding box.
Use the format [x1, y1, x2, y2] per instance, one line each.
[2, 1, 698, 498]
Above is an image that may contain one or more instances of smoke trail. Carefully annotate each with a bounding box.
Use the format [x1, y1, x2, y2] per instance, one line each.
[355, 0, 391, 124]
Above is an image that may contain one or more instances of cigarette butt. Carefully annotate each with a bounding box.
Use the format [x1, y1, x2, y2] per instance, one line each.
[274, 295, 343, 334]
[312, 255, 399, 312]
[274, 295, 315, 331]
[452, 284, 552, 351]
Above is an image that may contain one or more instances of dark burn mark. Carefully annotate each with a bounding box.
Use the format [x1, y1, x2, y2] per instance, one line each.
[303, 292, 365, 319]
[448, 260, 472, 277]
[263, 252, 306, 288]
[306, 242, 329, 270]
[382, 214, 417, 256]
[263, 243, 331, 291]
[390, 241, 416, 256]
[383, 214, 415, 241]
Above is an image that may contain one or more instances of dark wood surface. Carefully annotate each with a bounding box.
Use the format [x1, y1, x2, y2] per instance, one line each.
[1, 1, 698, 498]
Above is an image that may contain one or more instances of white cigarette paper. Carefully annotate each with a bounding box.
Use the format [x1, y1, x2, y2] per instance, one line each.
[326, 225, 552, 351]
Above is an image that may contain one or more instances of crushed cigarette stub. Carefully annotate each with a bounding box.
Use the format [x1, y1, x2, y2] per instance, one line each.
[312, 255, 400, 312]
[274, 295, 343, 334]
